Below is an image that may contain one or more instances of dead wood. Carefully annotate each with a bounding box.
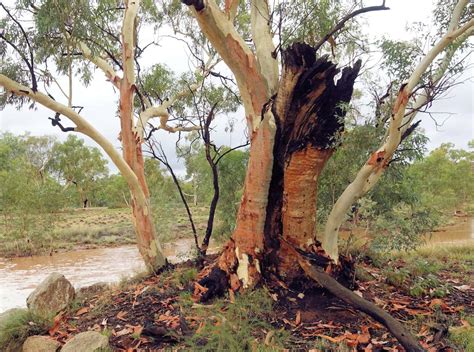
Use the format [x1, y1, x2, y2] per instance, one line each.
[297, 256, 425, 352]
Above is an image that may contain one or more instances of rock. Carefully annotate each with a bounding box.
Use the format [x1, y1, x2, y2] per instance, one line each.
[61, 331, 109, 352]
[76, 282, 109, 300]
[22, 336, 61, 352]
[26, 273, 75, 316]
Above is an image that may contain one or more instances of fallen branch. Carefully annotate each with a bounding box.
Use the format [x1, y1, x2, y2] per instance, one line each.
[297, 255, 425, 352]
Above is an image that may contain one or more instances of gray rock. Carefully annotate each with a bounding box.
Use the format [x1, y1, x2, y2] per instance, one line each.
[22, 335, 61, 352]
[76, 282, 109, 300]
[26, 273, 75, 316]
[61, 331, 109, 352]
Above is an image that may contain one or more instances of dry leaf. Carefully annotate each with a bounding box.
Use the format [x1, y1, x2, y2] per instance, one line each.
[117, 311, 128, 321]
[316, 334, 346, 343]
[115, 327, 132, 337]
[75, 307, 89, 316]
[295, 311, 301, 326]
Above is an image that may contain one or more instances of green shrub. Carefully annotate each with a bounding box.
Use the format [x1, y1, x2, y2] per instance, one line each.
[449, 325, 474, 351]
[0, 309, 51, 351]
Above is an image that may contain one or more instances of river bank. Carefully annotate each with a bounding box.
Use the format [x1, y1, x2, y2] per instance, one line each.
[1, 244, 473, 351]
[0, 205, 212, 258]
[1, 204, 472, 259]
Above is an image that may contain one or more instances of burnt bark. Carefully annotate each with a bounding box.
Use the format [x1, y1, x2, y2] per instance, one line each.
[264, 44, 361, 281]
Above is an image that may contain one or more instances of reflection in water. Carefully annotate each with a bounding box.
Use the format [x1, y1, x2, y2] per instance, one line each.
[0, 239, 196, 313]
[0, 219, 472, 313]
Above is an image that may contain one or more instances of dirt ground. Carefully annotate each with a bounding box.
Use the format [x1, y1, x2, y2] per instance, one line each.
[44, 245, 474, 352]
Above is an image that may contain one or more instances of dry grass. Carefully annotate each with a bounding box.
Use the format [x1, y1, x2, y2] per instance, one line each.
[0, 205, 213, 257]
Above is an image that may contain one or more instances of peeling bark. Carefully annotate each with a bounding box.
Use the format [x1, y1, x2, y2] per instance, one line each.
[119, 0, 166, 271]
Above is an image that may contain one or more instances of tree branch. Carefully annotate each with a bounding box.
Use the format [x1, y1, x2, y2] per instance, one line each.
[297, 256, 424, 352]
[0, 3, 37, 91]
[0, 73, 148, 209]
[182, 0, 270, 131]
[147, 141, 201, 253]
[250, 0, 279, 95]
[77, 40, 121, 88]
[322, 0, 474, 261]
[313, 2, 390, 53]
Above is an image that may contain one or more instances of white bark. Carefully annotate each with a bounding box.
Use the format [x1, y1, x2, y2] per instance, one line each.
[184, 0, 270, 131]
[322, 1, 474, 261]
[77, 41, 121, 88]
[136, 83, 201, 140]
[122, 0, 139, 86]
[250, 0, 279, 95]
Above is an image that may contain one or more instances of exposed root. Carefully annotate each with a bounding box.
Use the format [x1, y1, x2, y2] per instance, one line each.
[297, 255, 425, 352]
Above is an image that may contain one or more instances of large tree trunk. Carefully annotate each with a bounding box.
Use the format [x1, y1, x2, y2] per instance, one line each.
[201, 44, 361, 293]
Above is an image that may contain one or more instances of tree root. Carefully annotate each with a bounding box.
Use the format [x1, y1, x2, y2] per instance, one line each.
[298, 256, 425, 352]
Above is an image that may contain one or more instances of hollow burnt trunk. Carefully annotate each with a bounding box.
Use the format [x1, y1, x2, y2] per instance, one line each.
[199, 43, 361, 294]
[265, 44, 361, 283]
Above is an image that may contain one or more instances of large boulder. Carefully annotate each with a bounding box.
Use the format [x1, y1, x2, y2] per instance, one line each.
[22, 336, 61, 352]
[61, 331, 109, 352]
[26, 273, 75, 316]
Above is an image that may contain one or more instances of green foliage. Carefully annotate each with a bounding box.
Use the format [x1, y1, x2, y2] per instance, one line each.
[213, 148, 248, 237]
[0, 133, 66, 255]
[0, 309, 51, 352]
[370, 203, 440, 252]
[379, 39, 423, 83]
[408, 142, 474, 213]
[94, 174, 130, 208]
[277, 0, 365, 59]
[181, 143, 248, 239]
[49, 135, 108, 207]
[383, 268, 410, 288]
[172, 267, 198, 287]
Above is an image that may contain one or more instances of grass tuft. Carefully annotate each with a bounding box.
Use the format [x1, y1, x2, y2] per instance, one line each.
[0, 309, 52, 352]
[184, 289, 289, 351]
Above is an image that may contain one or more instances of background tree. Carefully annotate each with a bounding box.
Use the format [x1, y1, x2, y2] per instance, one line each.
[0, 133, 65, 255]
[49, 135, 108, 208]
[0, 0, 206, 270]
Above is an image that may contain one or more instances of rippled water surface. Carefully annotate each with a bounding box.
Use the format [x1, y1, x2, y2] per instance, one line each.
[0, 240, 196, 313]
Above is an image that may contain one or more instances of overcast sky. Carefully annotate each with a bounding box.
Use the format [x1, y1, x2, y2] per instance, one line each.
[0, 0, 472, 175]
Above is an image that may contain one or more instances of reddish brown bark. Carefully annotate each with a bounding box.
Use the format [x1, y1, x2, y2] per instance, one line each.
[119, 44, 164, 270]
[197, 45, 362, 294]
[278, 147, 332, 279]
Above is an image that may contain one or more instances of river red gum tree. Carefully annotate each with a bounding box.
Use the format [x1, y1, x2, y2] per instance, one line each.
[182, 0, 367, 290]
[181, 0, 474, 291]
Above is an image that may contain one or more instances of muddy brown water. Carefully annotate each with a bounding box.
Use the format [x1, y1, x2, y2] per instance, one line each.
[1, 219, 472, 313]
